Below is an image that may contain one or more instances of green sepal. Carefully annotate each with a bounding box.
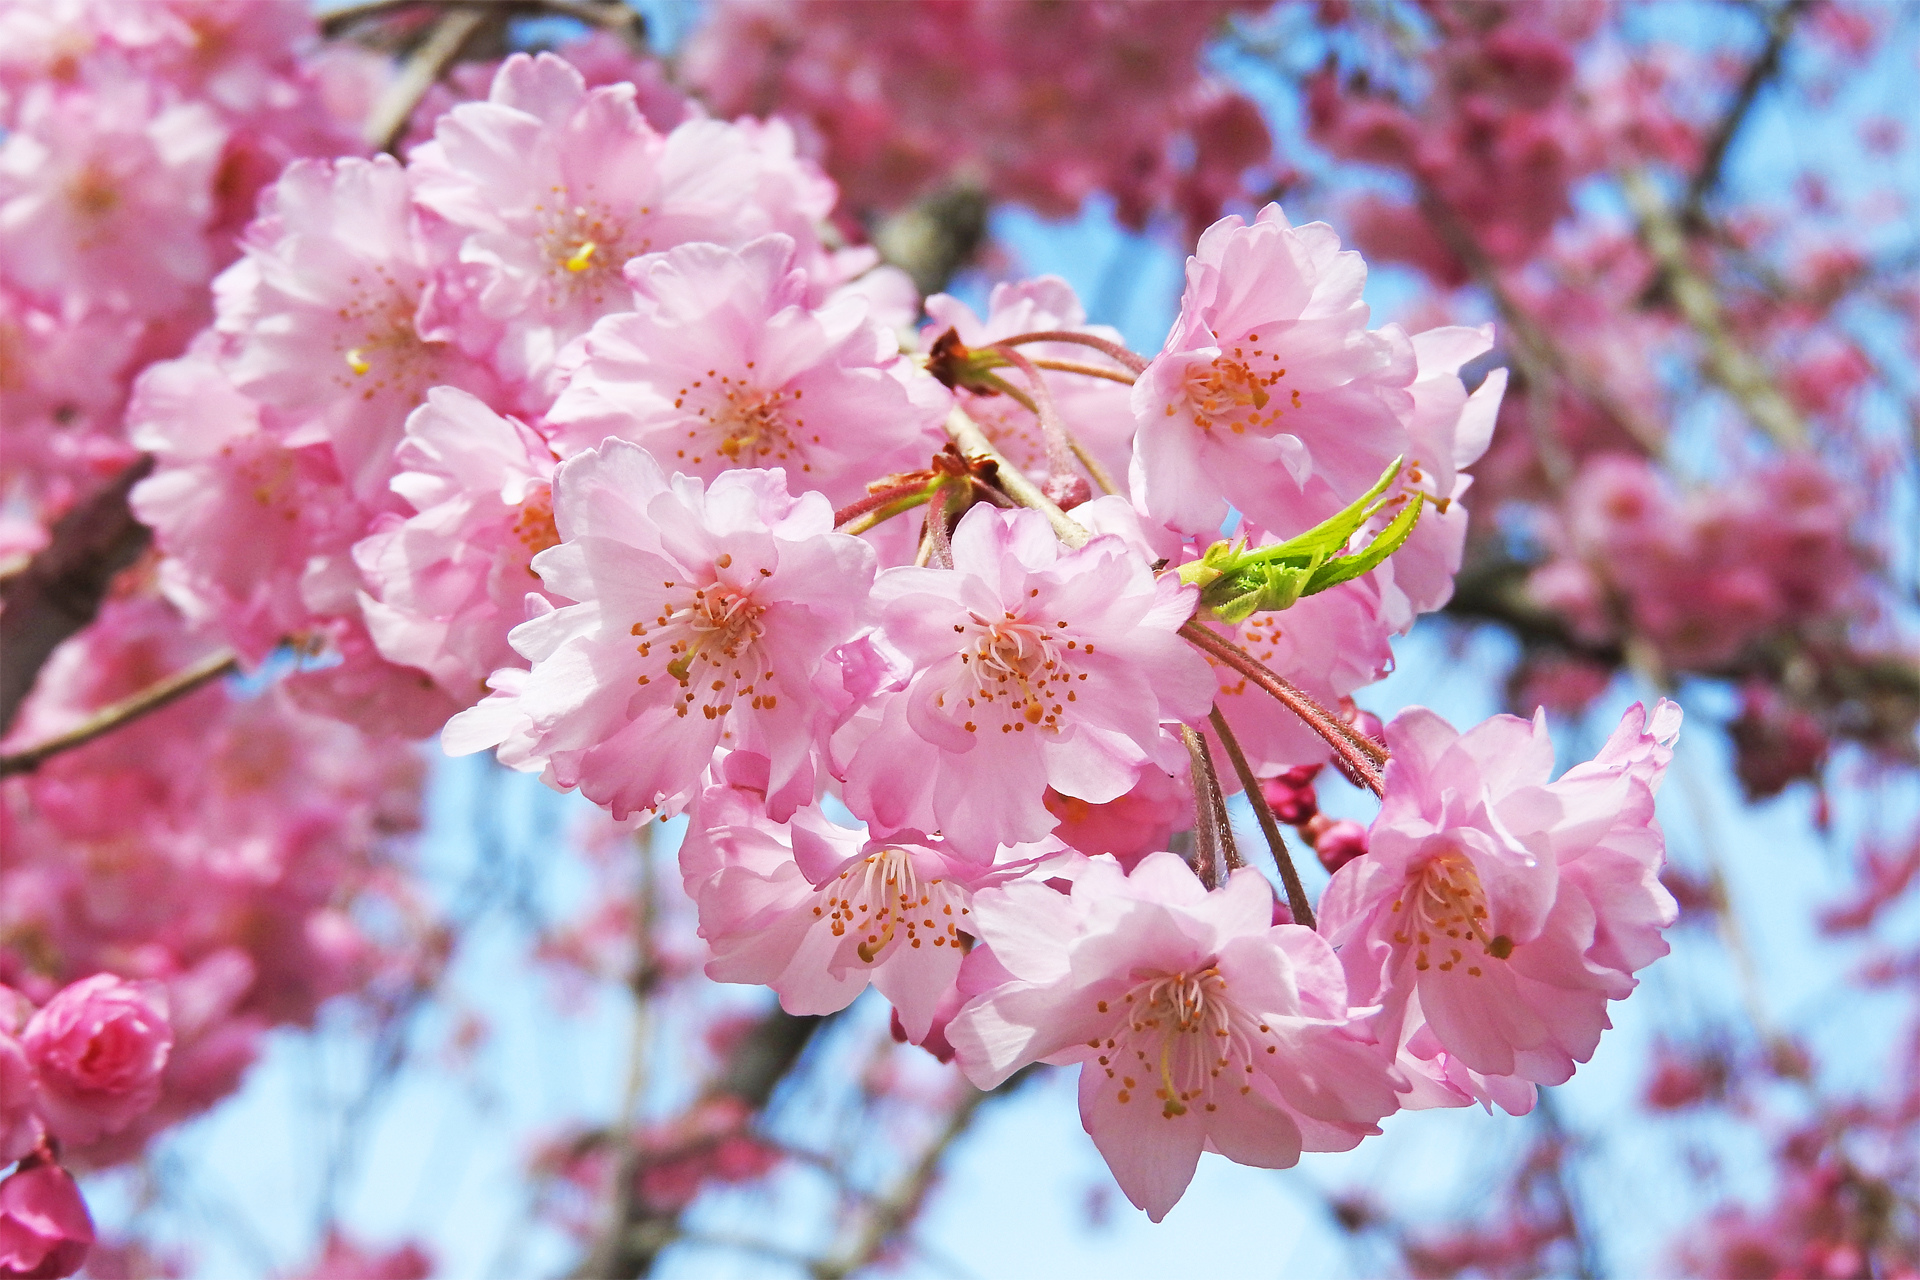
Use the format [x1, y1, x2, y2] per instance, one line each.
[1182, 457, 1425, 623]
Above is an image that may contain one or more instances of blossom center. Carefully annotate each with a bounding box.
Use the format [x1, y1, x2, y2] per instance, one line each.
[508, 484, 559, 576]
[629, 568, 773, 720]
[811, 845, 966, 963]
[335, 269, 439, 393]
[1169, 335, 1301, 436]
[950, 609, 1082, 736]
[1390, 848, 1514, 976]
[672, 374, 807, 473]
[1089, 966, 1277, 1119]
[536, 198, 645, 309]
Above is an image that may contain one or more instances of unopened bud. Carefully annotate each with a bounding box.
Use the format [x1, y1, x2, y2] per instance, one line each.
[1314, 819, 1369, 873]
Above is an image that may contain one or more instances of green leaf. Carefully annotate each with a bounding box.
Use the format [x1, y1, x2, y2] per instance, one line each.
[1181, 458, 1426, 622]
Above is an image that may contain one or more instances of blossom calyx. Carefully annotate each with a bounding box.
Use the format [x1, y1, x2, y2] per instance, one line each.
[1178, 457, 1424, 623]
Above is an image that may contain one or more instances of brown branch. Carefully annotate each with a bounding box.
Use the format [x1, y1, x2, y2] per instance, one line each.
[575, 1009, 828, 1278]
[1418, 188, 1669, 459]
[941, 407, 1090, 548]
[810, 1069, 1036, 1280]
[1681, 0, 1812, 228]
[1208, 706, 1315, 928]
[0, 457, 155, 737]
[320, 0, 644, 43]
[361, 6, 494, 155]
[0, 649, 237, 777]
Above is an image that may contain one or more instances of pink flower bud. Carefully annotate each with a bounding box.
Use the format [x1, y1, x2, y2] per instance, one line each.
[0, 1161, 94, 1280]
[1314, 819, 1370, 873]
[1040, 473, 1093, 510]
[22, 976, 171, 1147]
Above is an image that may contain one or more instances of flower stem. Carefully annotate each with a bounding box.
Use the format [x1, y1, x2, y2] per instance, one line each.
[942, 407, 1089, 548]
[1177, 620, 1387, 796]
[1207, 706, 1316, 928]
[985, 346, 1122, 496]
[991, 330, 1149, 375]
[834, 479, 936, 529]
[0, 648, 238, 777]
[1026, 356, 1137, 386]
[1181, 725, 1239, 889]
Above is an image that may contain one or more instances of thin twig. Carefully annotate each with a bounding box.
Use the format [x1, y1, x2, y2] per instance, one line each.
[988, 345, 1123, 497]
[941, 407, 1089, 548]
[834, 479, 935, 529]
[1624, 168, 1809, 449]
[1026, 356, 1137, 386]
[1681, 0, 1812, 227]
[989, 330, 1149, 374]
[811, 1072, 1032, 1280]
[0, 649, 239, 777]
[1208, 706, 1315, 927]
[1179, 620, 1387, 796]
[362, 6, 491, 154]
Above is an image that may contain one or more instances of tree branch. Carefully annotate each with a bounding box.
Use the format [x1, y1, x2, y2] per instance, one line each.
[0, 649, 237, 776]
[1681, 0, 1812, 228]
[574, 1010, 828, 1279]
[0, 457, 155, 737]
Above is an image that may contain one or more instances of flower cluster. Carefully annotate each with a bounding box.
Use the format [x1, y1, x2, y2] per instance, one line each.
[0, 10, 1714, 1257]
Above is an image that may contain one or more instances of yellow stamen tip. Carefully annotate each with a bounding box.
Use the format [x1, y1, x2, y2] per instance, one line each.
[344, 348, 371, 376]
[564, 241, 597, 272]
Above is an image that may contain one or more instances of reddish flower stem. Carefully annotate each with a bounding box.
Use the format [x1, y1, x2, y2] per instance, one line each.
[990, 330, 1149, 375]
[833, 480, 934, 528]
[1208, 706, 1316, 928]
[1026, 356, 1137, 386]
[1178, 620, 1387, 796]
[985, 347, 1122, 496]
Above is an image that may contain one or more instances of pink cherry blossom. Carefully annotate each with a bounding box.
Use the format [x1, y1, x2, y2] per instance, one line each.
[0, 988, 38, 1167]
[948, 854, 1400, 1221]
[546, 236, 948, 504]
[444, 439, 877, 822]
[1318, 700, 1682, 1087]
[836, 503, 1214, 857]
[1131, 203, 1416, 538]
[128, 339, 363, 665]
[22, 974, 171, 1146]
[0, 1160, 93, 1280]
[352, 386, 561, 705]
[212, 153, 498, 501]
[1368, 324, 1507, 623]
[682, 761, 1042, 1042]
[0, 82, 223, 320]
[411, 52, 850, 395]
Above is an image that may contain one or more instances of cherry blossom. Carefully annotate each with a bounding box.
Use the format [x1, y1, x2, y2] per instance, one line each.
[21, 975, 171, 1147]
[212, 152, 498, 500]
[352, 386, 561, 705]
[445, 439, 877, 822]
[837, 504, 1215, 857]
[547, 235, 948, 503]
[1130, 203, 1416, 539]
[948, 854, 1400, 1220]
[683, 762, 1044, 1042]
[1319, 701, 1682, 1087]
